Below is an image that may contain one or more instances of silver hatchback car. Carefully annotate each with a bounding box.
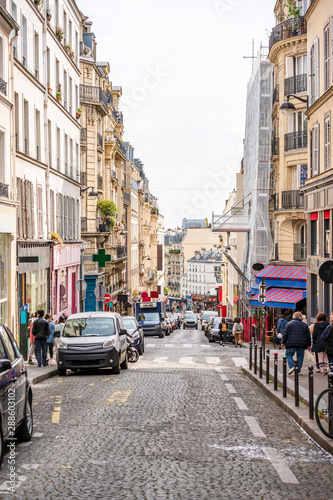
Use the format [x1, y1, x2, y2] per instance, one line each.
[56, 312, 128, 376]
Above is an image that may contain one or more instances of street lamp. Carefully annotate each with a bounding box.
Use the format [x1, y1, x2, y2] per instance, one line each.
[80, 186, 98, 197]
[279, 94, 308, 116]
[143, 255, 151, 261]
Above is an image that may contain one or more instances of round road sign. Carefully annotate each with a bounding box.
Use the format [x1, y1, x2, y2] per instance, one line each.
[103, 293, 112, 303]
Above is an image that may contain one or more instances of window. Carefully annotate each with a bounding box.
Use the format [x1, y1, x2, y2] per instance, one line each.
[310, 217, 318, 255]
[46, 47, 50, 86]
[14, 92, 19, 149]
[56, 59, 59, 90]
[50, 190, 55, 233]
[63, 70, 67, 109]
[22, 15, 27, 66]
[324, 116, 330, 171]
[11, 2, 17, 55]
[69, 76, 72, 113]
[64, 134, 68, 175]
[312, 124, 319, 176]
[35, 109, 40, 161]
[34, 31, 39, 79]
[24, 99, 29, 155]
[297, 0, 307, 15]
[324, 24, 330, 92]
[37, 185, 43, 237]
[48, 120, 52, 166]
[310, 274, 318, 319]
[324, 215, 330, 258]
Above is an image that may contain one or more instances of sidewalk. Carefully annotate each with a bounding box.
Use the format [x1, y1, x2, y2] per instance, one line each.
[242, 343, 333, 455]
[26, 363, 58, 385]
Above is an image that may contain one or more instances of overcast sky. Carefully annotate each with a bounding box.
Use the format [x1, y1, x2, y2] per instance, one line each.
[78, 0, 275, 229]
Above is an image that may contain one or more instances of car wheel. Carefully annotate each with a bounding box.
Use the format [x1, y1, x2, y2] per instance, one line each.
[208, 338, 214, 343]
[138, 343, 143, 355]
[112, 354, 121, 374]
[0, 424, 4, 467]
[121, 352, 128, 370]
[183, 326, 185, 329]
[57, 368, 66, 376]
[159, 332, 164, 338]
[17, 395, 33, 441]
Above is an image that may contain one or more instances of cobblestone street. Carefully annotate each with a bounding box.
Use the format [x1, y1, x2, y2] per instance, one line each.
[1, 328, 332, 500]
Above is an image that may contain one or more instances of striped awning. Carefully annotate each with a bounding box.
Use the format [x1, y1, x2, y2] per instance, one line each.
[255, 265, 307, 281]
[250, 287, 306, 309]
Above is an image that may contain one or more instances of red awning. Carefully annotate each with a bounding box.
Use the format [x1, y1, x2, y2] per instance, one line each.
[191, 295, 205, 301]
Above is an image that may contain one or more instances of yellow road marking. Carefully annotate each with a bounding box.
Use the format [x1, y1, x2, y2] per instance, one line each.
[74, 396, 83, 398]
[103, 377, 113, 381]
[32, 402, 38, 405]
[88, 383, 95, 386]
[106, 390, 132, 405]
[51, 406, 62, 424]
[61, 466, 72, 469]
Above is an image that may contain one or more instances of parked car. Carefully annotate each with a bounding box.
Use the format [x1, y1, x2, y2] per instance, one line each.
[183, 312, 198, 329]
[207, 317, 234, 343]
[57, 312, 128, 376]
[201, 311, 218, 333]
[122, 316, 144, 355]
[0, 323, 33, 466]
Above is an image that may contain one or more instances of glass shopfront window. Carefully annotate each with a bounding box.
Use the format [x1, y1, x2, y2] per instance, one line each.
[59, 268, 68, 312]
[26, 269, 48, 313]
[0, 235, 8, 324]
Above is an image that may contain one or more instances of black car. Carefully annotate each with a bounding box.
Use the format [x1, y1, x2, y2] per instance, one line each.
[122, 316, 145, 355]
[183, 313, 198, 329]
[208, 317, 234, 343]
[0, 323, 33, 466]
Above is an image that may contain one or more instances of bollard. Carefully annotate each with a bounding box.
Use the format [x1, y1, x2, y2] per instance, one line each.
[259, 346, 263, 379]
[283, 356, 287, 398]
[266, 349, 270, 384]
[254, 344, 257, 375]
[308, 365, 314, 419]
[294, 359, 299, 407]
[249, 341, 253, 370]
[274, 352, 278, 391]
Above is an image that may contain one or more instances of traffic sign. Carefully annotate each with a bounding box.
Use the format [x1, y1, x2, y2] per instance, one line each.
[319, 260, 333, 284]
[94, 284, 107, 300]
[75, 279, 87, 292]
[103, 293, 112, 303]
[141, 291, 149, 299]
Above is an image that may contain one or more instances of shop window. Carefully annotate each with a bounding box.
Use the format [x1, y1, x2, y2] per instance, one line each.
[310, 217, 318, 255]
[324, 214, 330, 258]
[59, 268, 68, 312]
[311, 274, 318, 319]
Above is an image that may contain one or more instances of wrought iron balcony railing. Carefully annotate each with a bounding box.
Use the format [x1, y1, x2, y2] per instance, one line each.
[117, 245, 127, 259]
[271, 136, 279, 157]
[284, 131, 307, 151]
[294, 243, 306, 261]
[269, 17, 307, 51]
[80, 85, 108, 113]
[116, 139, 126, 156]
[284, 74, 307, 96]
[0, 182, 9, 198]
[123, 191, 130, 205]
[0, 77, 7, 96]
[281, 190, 304, 209]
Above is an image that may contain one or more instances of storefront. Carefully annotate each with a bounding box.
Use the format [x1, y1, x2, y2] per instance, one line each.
[0, 235, 9, 324]
[52, 244, 81, 321]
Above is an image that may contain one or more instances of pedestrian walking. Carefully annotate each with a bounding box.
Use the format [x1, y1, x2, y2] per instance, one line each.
[54, 315, 66, 348]
[232, 317, 243, 348]
[32, 309, 51, 367]
[321, 310, 333, 366]
[219, 318, 228, 346]
[45, 313, 55, 364]
[276, 314, 288, 349]
[281, 311, 311, 375]
[311, 313, 329, 375]
[28, 313, 37, 365]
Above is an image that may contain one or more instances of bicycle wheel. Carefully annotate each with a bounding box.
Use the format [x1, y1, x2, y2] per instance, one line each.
[315, 388, 333, 439]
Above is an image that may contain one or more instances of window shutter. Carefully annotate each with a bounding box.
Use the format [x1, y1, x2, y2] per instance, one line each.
[30, 182, 35, 239]
[22, 180, 27, 239]
[16, 178, 22, 237]
[314, 37, 319, 101]
[332, 15, 333, 82]
[64, 196, 68, 240]
[309, 129, 313, 176]
[324, 24, 330, 92]
[285, 56, 294, 78]
[37, 185, 43, 237]
[56, 193, 60, 234]
[308, 47, 312, 107]
[324, 116, 330, 171]
[313, 124, 319, 176]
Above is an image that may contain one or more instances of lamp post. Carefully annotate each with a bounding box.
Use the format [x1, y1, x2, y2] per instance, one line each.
[259, 277, 267, 351]
[80, 186, 98, 197]
[279, 94, 308, 115]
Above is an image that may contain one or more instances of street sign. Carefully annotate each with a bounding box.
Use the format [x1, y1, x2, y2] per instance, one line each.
[75, 279, 87, 292]
[319, 260, 333, 284]
[141, 291, 149, 299]
[94, 284, 107, 300]
[103, 293, 112, 303]
[20, 304, 29, 312]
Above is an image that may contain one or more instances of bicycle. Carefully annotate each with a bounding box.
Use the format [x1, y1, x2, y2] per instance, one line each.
[314, 362, 333, 439]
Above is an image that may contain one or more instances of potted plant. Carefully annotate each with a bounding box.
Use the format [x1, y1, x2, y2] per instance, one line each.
[46, 8, 52, 21]
[55, 26, 64, 42]
[76, 108, 82, 119]
[70, 50, 75, 60]
[97, 199, 118, 232]
[284, 1, 301, 35]
[47, 83, 52, 94]
[34, 0, 43, 6]
[64, 44, 71, 54]
[56, 83, 62, 103]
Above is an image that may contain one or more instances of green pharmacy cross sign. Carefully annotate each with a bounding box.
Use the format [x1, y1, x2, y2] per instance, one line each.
[92, 249, 111, 268]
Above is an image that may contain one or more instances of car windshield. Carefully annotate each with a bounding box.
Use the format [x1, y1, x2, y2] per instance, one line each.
[137, 313, 160, 322]
[122, 318, 137, 330]
[203, 314, 216, 321]
[185, 314, 196, 320]
[63, 318, 115, 337]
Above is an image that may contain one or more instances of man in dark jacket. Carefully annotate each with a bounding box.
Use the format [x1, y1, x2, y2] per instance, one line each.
[281, 311, 311, 375]
[32, 309, 50, 367]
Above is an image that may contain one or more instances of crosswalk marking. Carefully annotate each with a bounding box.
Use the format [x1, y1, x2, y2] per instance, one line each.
[232, 357, 247, 367]
[183, 344, 194, 348]
[219, 373, 229, 381]
[179, 357, 194, 364]
[145, 344, 156, 348]
[205, 357, 220, 365]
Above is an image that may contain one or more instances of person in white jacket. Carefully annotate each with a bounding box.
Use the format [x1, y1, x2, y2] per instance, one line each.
[232, 317, 243, 348]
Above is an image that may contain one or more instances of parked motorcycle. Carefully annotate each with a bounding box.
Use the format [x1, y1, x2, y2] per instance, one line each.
[126, 333, 139, 363]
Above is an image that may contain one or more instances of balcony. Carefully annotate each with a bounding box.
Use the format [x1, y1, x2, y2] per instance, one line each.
[269, 17, 307, 51]
[116, 139, 126, 157]
[0, 77, 7, 96]
[81, 128, 87, 143]
[97, 132, 103, 150]
[284, 131, 307, 151]
[97, 175, 103, 190]
[117, 245, 127, 259]
[272, 84, 279, 105]
[111, 170, 117, 179]
[123, 190, 130, 205]
[81, 217, 87, 232]
[284, 74, 307, 96]
[281, 190, 304, 209]
[80, 85, 108, 114]
[271, 136, 279, 157]
[0, 182, 9, 198]
[294, 243, 306, 261]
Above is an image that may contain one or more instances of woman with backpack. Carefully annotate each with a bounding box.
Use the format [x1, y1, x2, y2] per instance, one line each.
[219, 318, 228, 346]
[321, 310, 333, 366]
[233, 317, 243, 348]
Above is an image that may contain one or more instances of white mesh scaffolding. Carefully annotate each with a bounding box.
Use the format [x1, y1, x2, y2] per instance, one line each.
[243, 50, 274, 280]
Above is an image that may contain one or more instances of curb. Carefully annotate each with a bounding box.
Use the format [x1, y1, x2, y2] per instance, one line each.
[242, 366, 333, 456]
[30, 368, 58, 386]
